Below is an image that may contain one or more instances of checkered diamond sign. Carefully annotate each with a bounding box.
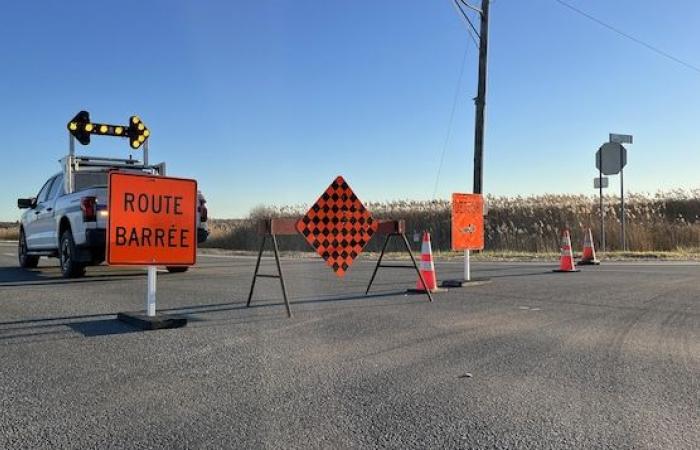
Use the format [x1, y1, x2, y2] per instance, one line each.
[296, 176, 378, 277]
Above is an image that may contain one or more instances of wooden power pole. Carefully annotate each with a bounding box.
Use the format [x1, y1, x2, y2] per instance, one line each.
[472, 0, 490, 194]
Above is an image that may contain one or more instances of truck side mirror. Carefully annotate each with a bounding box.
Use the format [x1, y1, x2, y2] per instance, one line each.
[17, 197, 36, 209]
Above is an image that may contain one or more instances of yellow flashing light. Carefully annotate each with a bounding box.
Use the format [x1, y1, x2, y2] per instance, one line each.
[85, 123, 94, 132]
[114, 126, 124, 135]
[99, 125, 108, 133]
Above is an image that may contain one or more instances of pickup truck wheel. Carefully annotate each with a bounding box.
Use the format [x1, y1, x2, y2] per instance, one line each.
[18, 229, 39, 268]
[59, 231, 85, 278]
[166, 266, 189, 273]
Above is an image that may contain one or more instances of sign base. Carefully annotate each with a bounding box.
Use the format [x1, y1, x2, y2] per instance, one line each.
[407, 287, 449, 294]
[117, 312, 187, 330]
[441, 278, 492, 288]
[577, 260, 601, 266]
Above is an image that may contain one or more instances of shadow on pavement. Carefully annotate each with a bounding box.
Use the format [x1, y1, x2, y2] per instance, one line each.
[0, 266, 146, 287]
[483, 270, 557, 279]
[0, 266, 53, 284]
[67, 319, 139, 337]
[0, 289, 414, 339]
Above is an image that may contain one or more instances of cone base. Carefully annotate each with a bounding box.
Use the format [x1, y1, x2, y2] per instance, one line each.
[553, 269, 580, 273]
[577, 260, 600, 265]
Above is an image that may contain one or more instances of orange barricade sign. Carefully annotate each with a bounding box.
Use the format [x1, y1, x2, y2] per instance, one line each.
[451, 193, 484, 251]
[107, 172, 198, 266]
[295, 176, 377, 277]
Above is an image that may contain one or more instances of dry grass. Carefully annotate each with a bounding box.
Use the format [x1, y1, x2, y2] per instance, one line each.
[204, 190, 700, 253]
[5, 191, 698, 254]
[0, 222, 19, 240]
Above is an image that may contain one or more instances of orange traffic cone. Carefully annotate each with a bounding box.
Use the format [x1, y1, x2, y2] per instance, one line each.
[578, 228, 600, 265]
[415, 231, 438, 291]
[553, 229, 579, 273]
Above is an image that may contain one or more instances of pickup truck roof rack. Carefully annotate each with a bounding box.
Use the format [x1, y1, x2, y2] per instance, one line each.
[63, 137, 165, 194]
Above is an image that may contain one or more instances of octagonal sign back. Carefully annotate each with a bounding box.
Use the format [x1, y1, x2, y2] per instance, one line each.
[596, 142, 627, 175]
[296, 176, 378, 277]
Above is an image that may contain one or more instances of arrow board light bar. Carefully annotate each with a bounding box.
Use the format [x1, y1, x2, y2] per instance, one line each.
[67, 110, 150, 149]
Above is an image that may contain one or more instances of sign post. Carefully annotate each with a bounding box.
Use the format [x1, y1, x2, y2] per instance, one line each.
[464, 250, 471, 281]
[620, 146, 625, 251]
[109, 171, 197, 330]
[147, 266, 157, 317]
[596, 135, 632, 251]
[594, 175, 608, 252]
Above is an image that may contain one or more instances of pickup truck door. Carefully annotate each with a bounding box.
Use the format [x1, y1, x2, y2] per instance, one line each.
[24, 178, 54, 249]
[32, 175, 61, 249]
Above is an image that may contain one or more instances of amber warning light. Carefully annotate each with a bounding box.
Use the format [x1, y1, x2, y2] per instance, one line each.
[107, 172, 197, 266]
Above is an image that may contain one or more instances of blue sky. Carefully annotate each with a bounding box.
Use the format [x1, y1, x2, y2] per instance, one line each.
[1, 0, 699, 220]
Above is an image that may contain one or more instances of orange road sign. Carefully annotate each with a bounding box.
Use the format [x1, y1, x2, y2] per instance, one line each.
[107, 172, 197, 266]
[296, 176, 378, 277]
[451, 193, 484, 251]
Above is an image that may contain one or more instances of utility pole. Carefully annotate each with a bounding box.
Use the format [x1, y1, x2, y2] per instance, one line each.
[472, 0, 490, 194]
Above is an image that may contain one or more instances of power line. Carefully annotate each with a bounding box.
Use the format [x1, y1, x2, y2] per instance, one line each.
[433, 45, 470, 198]
[452, 0, 480, 48]
[554, 0, 700, 75]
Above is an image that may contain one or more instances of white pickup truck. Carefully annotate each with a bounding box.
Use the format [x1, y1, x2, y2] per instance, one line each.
[17, 153, 208, 278]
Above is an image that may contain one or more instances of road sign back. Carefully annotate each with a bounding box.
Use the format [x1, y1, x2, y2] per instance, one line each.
[296, 176, 378, 277]
[451, 193, 485, 251]
[596, 142, 627, 175]
[609, 133, 633, 144]
[107, 172, 197, 266]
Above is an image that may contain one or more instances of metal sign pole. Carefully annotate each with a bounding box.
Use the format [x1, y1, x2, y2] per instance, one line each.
[147, 266, 157, 317]
[464, 250, 471, 281]
[620, 166, 625, 251]
[599, 155, 605, 252]
[599, 135, 631, 251]
[67, 134, 75, 194]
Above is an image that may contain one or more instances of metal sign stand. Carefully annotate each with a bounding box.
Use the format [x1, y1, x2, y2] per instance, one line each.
[247, 219, 296, 318]
[144, 140, 156, 317]
[113, 143, 188, 331]
[443, 194, 491, 288]
[144, 142, 156, 318]
[365, 220, 433, 302]
[247, 219, 435, 317]
[117, 269, 187, 330]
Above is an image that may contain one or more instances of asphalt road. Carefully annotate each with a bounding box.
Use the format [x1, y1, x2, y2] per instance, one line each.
[0, 241, 698, 449]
